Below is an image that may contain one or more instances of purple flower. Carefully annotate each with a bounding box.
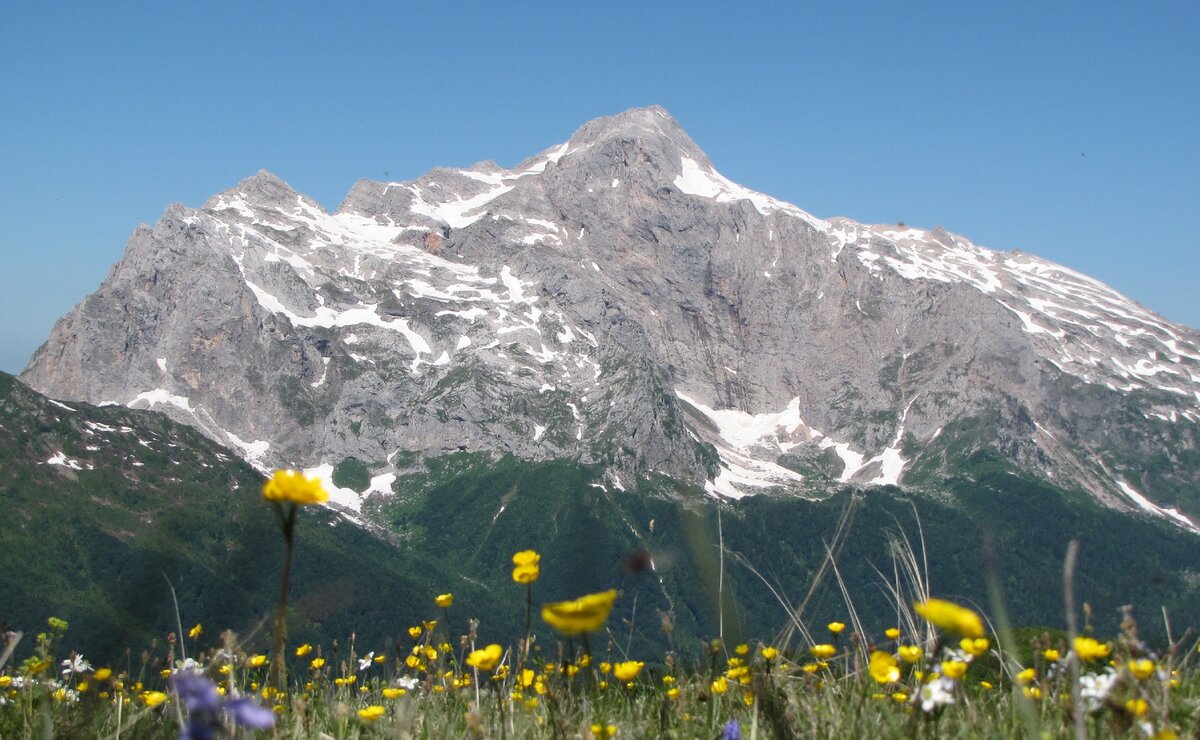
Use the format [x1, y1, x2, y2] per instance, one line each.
[722, 719, 741, 740]
[170, 672, 222, 714]
[224, 698, 277, 730]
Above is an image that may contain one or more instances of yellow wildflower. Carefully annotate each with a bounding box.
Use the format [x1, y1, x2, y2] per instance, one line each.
[667, 687, 681, 699]
[761, 646, 779, 661]
[827, 621, 846, 634]
[188, 623, 202, 639]
[1023, 686, 1043, 700]
[512, 550, 541, 584]
[811, 644, 837, 660]
[869, 651, 901, 684]
[141, 691, 168, 707]
[1074, 637, 1111, 661]
[246, 654, 267, 668]
[295, 644, 312, 657]
[466, 644, 503, 671]
[93, 668, 112, 681]
[1016, 667, 1036, 684]
[892, 692, 908, 702]
[735, 643, 750, 655]
[913, 598, 984, 638]
[898, 645, 923, 663]
[540, 589, 618, 635]
[408, 626, 422, 639]
[959, 637, 989, 658]
[1042, 649, 1060, 662]
[1125, 698, 1148, 717]
[885, 627, 901, 640]
[710, 676, 728, 694]
[941, 660, 968, 680]
[590, 724, 618, 738]
[613, 660, 643, 682]
[262, 469, 328, 505]
[310, 658, 326, 670]
[382, 687, 407, 699]
[358, 705, 386, 721]
[435, 593, 454, 608]
[1129, 658, 1156, 680]
[0, 677, 11, 688]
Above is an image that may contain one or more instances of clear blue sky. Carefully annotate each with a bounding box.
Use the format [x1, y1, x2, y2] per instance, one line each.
[2, 1, 1197, 373]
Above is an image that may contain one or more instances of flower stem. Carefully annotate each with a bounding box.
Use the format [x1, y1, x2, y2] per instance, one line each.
[269, 503, 297, 691]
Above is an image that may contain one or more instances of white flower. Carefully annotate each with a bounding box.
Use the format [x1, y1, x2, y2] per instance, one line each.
[920, 676, 956, 713]
[358, 652, 375, 671]
[175, 657, 201, 672]
[943, 648, 973, 664]
[394, 676, 419, 690]
[1079, 671, 1118, 712]
[60, 655, 91, 676]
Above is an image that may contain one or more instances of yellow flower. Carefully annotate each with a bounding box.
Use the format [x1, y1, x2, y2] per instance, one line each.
[466, 644, 503, 671]
[93, 668, 112, 681]
[959, 637, 989, 658]
[980, 680, 994, 690]
[892, 692, 908, 702]
[941, 660, 968, 680]
[382, 687, 407, 699]
[1016, 667, 1036, 684]
[898, 645, 923, 663]
[666, 687, 681, 699]
[1023, 686, 1043, 700]
[735, 643, 750, 655]
[710, 676, 728, 694]
[310, 658, 326, 670]
[811, 644, 837, 660]
[262, 469, 329, 505]
[435, 593, 454, 608]
[1042, 648, 1060, 662]
[885, 627, 901, 640]
[827, 621, 846, 634]
[1074, 637, 1111, 662]
[590, 724, 618, 738]
[1129, 658, 1156, 680]
[0, 676, 12, 688]
[1125, 698, 1148, 717]
[295, 644, 312, 656]
[408, 626, 422, 639]
[540, 589, 618, 635]
[761, 646, 779, 661]
[512, 550, 541, 584]
[358, 705, 386, 721]
[246, 654, 267, 668]
[140, 691, 168, 707]
[913, 598, 984, 638]
[611, 660, 644, 682]
[188, 623, 202, 639]
[869, 651, 900, 684]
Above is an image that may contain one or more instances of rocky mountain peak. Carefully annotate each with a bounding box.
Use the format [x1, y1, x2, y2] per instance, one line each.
[21, 107, 1200, 533]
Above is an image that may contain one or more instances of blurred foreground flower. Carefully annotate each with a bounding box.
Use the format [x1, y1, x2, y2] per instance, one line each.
[913, 598, 984, 638]
[466, 644, 503, 671]
[541, 590, 618, 635]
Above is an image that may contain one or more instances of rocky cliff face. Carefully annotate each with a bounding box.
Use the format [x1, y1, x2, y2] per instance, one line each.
[23, 106, 1200, 528]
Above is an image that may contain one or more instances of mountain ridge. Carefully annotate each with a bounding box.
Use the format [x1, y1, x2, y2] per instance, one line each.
[21, 106, 1200, 532]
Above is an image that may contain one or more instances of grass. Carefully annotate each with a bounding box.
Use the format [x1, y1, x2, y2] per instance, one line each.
[2, 473, 1198, 738]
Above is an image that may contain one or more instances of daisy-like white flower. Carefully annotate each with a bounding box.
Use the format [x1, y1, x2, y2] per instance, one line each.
[61, 655, 92, 676]
[395, 676, 419, 690]
[920, 676, 956, 713]
[1078, 671, 1118, 712]
[358, 652, 376, 671]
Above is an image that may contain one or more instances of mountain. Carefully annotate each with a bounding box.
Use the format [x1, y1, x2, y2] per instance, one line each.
[0, 371, 513, 657]
[23, 106, 1200, 535]
[9, 370, 1200, 655]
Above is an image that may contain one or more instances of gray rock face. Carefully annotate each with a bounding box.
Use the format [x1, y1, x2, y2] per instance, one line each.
[22, 106, 1200, 527]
